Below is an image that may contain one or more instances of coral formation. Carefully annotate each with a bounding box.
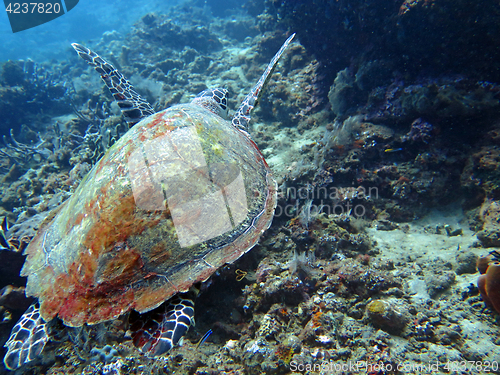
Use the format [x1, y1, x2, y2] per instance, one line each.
[264, 0, 500, 82]
[0, 60, 71, 138]
[365, 299, 409, 334]
[402, 118, 433, 144]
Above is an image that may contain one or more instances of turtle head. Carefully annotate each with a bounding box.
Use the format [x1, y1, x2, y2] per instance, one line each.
[191, 88, 228, 118]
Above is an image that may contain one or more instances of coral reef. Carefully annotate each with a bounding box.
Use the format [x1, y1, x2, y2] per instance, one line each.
[2, 0, 500, 373]
[0, 60, 72, 138]
[363, 76, 500, 124]
[263, 0, 500, 83]
[402, 118, 433, 144]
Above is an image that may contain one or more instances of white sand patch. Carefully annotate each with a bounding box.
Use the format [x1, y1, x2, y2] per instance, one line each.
[367, 205, 478, 277]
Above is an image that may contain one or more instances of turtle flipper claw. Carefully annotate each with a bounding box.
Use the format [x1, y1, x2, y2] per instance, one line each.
[71, 43, 155, 124]
[130, 294, 195, 357]
[4, 303, 48, 370]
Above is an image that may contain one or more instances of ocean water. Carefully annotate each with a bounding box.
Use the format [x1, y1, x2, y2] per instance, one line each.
[0, 0, 244, 62]
[1, 0, 186, 62]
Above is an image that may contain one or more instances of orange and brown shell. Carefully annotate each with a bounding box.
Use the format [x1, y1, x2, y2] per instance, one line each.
[21, 103, 277, 327]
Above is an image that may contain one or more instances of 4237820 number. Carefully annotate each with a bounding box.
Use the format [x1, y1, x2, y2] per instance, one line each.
[5, 2, 61, 14]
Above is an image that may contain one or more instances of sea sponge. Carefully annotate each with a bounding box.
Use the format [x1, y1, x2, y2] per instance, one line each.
[477, 254, 500, 314]
[485, 262, 500, 313]
[477, 255, 492, 275]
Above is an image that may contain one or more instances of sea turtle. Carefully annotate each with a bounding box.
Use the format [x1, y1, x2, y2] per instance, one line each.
[3, 33, 295, 370]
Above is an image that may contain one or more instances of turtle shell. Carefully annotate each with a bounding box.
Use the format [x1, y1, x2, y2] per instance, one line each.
[22, 103, 277, 327]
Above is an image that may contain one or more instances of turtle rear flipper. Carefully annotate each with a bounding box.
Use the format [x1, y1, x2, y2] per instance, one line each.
[130, 294, 195, 356]
[4, 303, 49, 370]
[71, 43, 155, 124]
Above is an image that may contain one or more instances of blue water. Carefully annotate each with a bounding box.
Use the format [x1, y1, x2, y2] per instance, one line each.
[0, 0, 246, 62]
[0, 0, 181, 62]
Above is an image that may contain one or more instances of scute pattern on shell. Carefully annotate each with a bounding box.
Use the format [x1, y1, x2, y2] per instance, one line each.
[21, 103, 277, 327]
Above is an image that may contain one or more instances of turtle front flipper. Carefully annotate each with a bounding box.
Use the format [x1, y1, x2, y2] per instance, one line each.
[130, 293, 196, 357]
[232, 33, 295, 132]
[3, 303, 49, 370]
[71, 43, 155, 124]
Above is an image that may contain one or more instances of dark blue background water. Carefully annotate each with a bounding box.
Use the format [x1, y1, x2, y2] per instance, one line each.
[0, 0, 247, 62]
[0, 0, 181, 62]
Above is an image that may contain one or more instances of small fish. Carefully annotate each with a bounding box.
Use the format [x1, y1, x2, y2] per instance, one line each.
[384, 148, 403, 153]
[196, 329, 213, 349]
